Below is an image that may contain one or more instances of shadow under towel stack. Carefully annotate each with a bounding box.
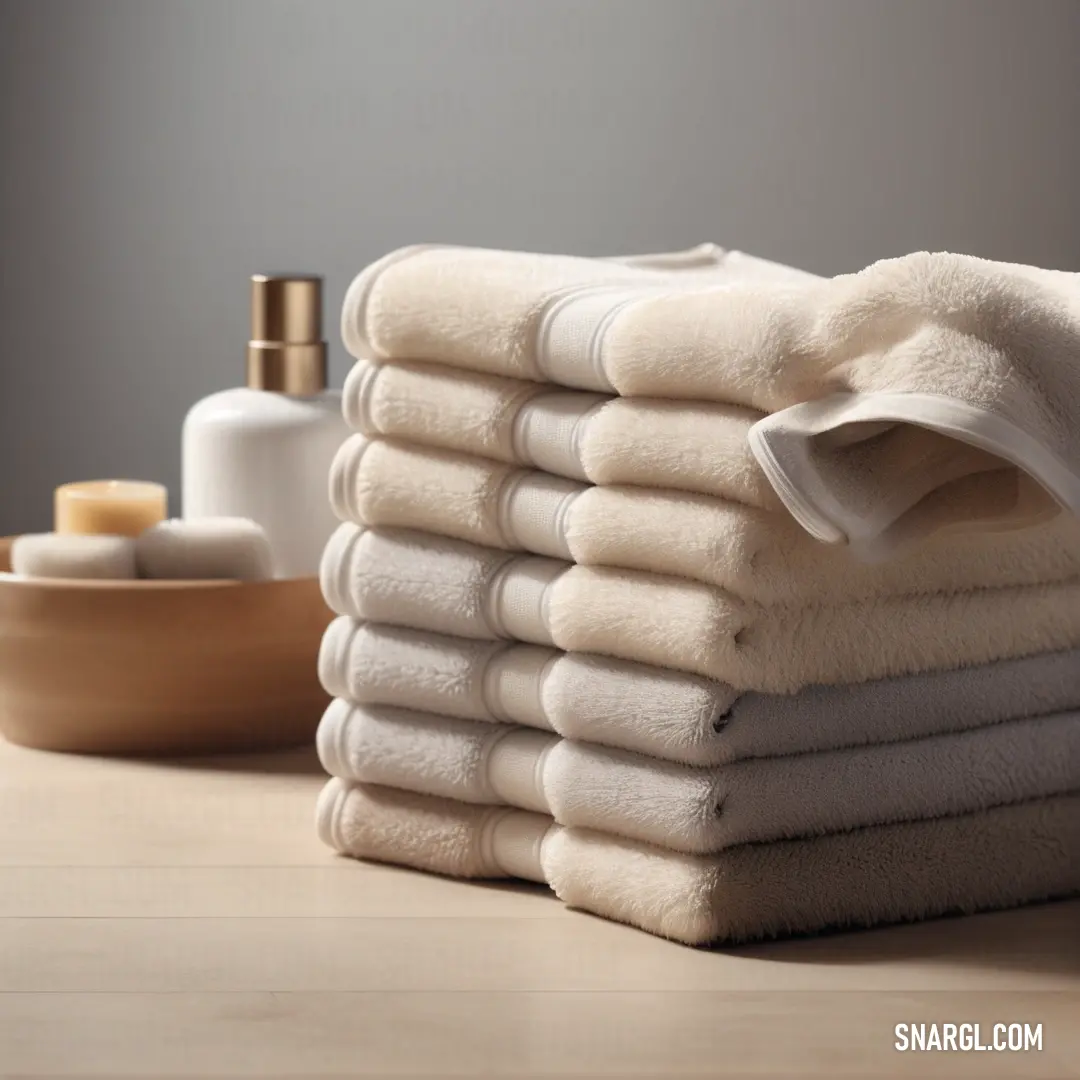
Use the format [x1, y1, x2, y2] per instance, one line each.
[315, 243, 1080, 945]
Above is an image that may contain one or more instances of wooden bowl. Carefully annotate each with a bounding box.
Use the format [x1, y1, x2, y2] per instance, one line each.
[0, 536, 332, 755]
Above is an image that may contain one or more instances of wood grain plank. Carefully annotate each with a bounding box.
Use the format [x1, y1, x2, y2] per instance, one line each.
[2, 990, 1076, 1078]
[2, 911, 1078, 994]
[0, 866, 563, 918]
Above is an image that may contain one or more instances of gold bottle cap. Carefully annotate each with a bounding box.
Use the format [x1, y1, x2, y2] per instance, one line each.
[246, 274, 328, 395]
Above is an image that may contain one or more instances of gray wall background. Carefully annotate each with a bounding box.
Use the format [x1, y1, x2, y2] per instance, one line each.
[2, 0, 1079, 535]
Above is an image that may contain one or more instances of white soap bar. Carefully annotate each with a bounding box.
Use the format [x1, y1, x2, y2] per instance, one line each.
[135, 517, 274, 581]
[11, 533, 138, 580]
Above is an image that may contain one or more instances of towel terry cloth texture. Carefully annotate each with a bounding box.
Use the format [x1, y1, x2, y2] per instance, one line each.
[318, 780, 1080, 946]
[341, 244, 1080, 554]
[329, 430, 1080, 603]
[342, 354, 785, 509]
[315, 698, 1080, 855]
[318, 242, 1080, 944]
[320, 522, 1080, 694]
[341, 354, 1041, 562]
[318, 617, 1080, 766]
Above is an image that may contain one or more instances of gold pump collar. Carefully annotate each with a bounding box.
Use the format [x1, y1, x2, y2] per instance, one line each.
[246, 273, 328, 395]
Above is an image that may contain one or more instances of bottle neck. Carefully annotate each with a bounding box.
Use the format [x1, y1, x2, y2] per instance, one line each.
[246, 342, 327, 395]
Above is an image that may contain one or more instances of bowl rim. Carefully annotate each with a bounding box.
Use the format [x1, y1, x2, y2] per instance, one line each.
[0, 569, 243, 591]
[0, 535, 317, 592]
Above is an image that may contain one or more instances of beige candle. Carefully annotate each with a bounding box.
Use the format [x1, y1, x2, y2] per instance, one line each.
[54, 480, 168, 538]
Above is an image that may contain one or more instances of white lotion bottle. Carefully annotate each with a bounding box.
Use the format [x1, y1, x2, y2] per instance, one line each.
[182, 274, 349, 578]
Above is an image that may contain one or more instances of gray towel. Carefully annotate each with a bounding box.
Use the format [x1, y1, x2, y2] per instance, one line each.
[317, 699, 1080, 854]
[320, 523, 1080, 693]
[320, 617, 1080, 766]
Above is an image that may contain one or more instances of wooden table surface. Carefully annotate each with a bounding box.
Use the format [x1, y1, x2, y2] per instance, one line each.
[0, 738, 1076, 1079]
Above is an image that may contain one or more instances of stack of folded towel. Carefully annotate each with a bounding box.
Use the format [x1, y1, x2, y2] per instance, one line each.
[315, 244, 1080, 945]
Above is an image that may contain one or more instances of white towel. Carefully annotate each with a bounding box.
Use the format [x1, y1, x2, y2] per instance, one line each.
[318, 780, 1080, 945]
[342, 244, 814, 384]
[343, 356, 781, 509]
[10, 533, 137, 581]
[342, 355, 1015, 553]
[135, 517, 274, 581]
[319, 523, 1080, 693]
[342, 243, 817, 385]
[330, 432, 1080, 602]
[342, 245, 1080, 555]
[318, 618, 1080, 766]
[316, 699, 1080, 855]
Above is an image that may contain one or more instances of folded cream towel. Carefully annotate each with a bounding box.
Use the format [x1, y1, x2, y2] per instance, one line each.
[319, 523, 1080, 692]
[342, 243, 816, 385]
[316, 699, 1080, 854]
[343, 244, 814, 384]
[343, 356, 780, 509]
[318, 780, 1080, 945]
[342, 245, 1080, 554]
[342, 357, 1051, 560]
[330, 433, 1080, 602]
[319, 618, 1080, 766]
